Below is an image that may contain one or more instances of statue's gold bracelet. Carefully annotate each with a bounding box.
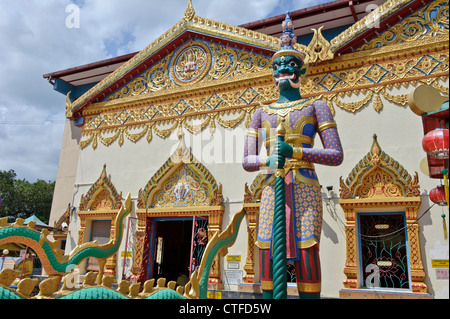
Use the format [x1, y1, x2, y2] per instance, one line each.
[292, 147, 303, 160]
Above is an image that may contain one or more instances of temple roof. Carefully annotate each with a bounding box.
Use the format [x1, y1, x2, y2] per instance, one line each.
[43, 0, 439, 120]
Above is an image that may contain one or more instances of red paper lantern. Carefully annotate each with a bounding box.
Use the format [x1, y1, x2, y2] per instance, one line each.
[422, 128, 449, 159]
[429, 185, 447, 206]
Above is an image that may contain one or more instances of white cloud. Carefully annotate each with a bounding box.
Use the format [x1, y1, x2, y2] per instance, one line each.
[0, 0, 329, 182]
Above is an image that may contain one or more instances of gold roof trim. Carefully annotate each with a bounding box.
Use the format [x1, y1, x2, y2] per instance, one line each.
[330, 0, 413, 52]
[68, 4, 284, 116]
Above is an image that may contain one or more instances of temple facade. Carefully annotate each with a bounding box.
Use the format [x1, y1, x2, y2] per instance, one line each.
[44, 0, 449, 298]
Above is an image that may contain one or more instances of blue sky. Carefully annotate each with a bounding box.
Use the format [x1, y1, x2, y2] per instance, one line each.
[0, 0, 330, 182]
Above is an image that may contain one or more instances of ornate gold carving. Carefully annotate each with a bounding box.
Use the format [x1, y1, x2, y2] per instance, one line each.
[330, 0, 413, 51]
[65, 91, 73, 118]
[68, 10, 280, 114]
[340, 134, 420, 199]
[171, 42, 211, 85]
[358, 0, 449, 51]
[137, 144, 219, 209]
[261, 99, 313, 117]
[305, 26, 333, 63]
[339, 135, 427, 293]
[106, 53, 175, 101]
[80, 45, 447, 146]
[206, 43, 271, 80]
[183, 0, 195, 22]
[79, 164, 122, 211]
[76, 167, 127, 277]
[75, 1, 448, 150]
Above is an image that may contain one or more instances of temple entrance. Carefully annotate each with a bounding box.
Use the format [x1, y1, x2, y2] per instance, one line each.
[145, 216, 210, 284]
[152, 219, 193, 283]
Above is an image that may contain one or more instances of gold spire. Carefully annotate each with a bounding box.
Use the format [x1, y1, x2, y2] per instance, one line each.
[183, 0, 196, 22]
[370, 134, 381, 157]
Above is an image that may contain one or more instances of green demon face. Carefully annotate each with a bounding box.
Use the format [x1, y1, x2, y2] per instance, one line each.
[272, 55, 303, 91]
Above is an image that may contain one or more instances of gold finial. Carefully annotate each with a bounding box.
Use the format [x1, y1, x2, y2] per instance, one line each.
[65, 91, 73, 118]
[370, 134, 381, 157]
[277, 118, 286, 137]
[183, 0, 196, 21]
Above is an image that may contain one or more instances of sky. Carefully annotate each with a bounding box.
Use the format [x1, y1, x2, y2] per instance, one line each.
[0, 0, 329, 182]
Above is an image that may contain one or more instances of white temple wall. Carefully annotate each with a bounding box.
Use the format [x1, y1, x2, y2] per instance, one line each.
[62, 79, 448, 298]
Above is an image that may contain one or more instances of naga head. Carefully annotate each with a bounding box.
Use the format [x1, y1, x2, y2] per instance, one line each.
[272, 12, 307, 92]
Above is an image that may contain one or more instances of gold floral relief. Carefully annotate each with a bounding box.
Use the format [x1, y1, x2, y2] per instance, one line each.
[90, 189, 114, 210]
[206, 43, 271, 80]
[171, 42, 211, 85]
[106, 53, 175, 101]
[357, 0, 449, 51]
[355, 167, 403, 198]
[153, 166, 209, 207]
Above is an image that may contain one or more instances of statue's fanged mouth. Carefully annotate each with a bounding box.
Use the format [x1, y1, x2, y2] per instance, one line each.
[274, 73, 296, 83]
[274, 73, 300, 89]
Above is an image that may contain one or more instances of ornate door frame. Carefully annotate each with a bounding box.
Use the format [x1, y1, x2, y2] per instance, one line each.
[131, 141, 225, 287]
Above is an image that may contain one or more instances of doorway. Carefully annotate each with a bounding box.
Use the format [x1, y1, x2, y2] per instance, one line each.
[152, 219, 192, 283]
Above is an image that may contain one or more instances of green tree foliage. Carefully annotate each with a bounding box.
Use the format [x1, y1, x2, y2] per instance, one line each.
[0, 169, 55, 224]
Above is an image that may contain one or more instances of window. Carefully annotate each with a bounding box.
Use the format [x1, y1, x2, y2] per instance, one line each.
[358, 213, 410, 290]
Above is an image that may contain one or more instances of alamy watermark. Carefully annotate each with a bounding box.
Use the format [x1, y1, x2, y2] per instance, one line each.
[66, 3, 80, 29]
[365, 4, 381, 29]
[365, 264, 381, 288]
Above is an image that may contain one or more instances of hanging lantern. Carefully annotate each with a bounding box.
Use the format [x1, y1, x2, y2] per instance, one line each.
[422, 128, 449, 159]
[429, 185, 447, 206]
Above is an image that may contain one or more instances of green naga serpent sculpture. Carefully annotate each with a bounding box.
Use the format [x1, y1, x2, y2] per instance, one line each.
[0, 193, 132, 277]
[0, 189, 248, 299]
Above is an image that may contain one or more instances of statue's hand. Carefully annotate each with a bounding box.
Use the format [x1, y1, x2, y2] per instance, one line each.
[266, 154, 285, 169]
[275, 140, 293, 158]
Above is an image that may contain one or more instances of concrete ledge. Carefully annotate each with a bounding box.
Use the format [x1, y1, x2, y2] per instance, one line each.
[339, 288, 433, 299]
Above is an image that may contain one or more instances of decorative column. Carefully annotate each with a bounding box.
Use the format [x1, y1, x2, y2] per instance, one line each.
[104, 218, 117, 276]
[243, 203, 259, 283]
[207, 211, 224, 289]
[131, 215, 147, 280]
[342, 207, 358, 289]
[405, 205, 427, 293]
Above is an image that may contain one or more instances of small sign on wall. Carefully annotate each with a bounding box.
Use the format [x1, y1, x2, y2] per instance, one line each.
[226, 255, 241, 262]
[431, 259, 449, 268]
[436, 269, 449, 280]
[431, 259, 449, 280]
[224, 270, 243, 285]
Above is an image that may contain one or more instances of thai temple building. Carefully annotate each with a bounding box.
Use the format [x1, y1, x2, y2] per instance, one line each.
[39, 0, 448, 299]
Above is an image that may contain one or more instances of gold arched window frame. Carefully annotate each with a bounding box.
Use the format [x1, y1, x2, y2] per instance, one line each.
[339, 135, 428, 297]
